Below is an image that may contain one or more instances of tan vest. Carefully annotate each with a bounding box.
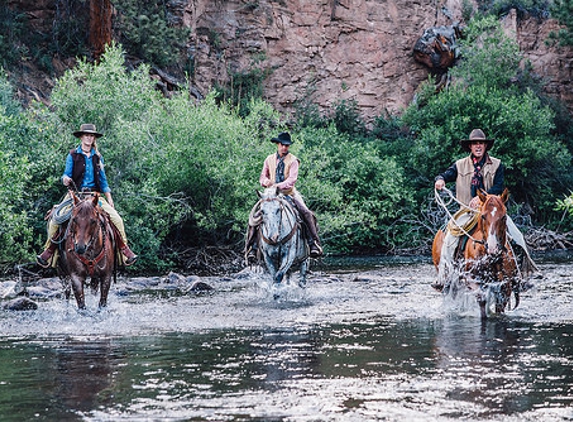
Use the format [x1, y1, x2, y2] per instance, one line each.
[455, 154, 501, 205]
[266, 153, 299, 196]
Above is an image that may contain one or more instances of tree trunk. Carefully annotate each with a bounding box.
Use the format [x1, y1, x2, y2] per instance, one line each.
[89, 0, 113, 61]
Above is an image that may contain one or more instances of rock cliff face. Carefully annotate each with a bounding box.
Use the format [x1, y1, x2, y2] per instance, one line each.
[7, 0, 573, 120]
[183, 0, 573, 121]
[184, 0, 465, 120]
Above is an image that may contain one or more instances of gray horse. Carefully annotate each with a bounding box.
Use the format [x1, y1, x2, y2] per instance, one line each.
[249, 187, 309, 288]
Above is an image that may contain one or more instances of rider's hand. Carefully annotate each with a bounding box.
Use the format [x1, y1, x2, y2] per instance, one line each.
[62, 176, 72, 187]
[434, 178, 445, 190]
[469, 196, 480, 209]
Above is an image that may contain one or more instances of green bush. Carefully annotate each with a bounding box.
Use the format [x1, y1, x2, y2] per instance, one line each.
[112, 0, 190, 67]
[401, 16, 572, 225]
[550, 0, 573, 46]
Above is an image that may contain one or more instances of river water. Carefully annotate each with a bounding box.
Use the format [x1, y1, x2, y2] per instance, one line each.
[0, 255, 571, 421]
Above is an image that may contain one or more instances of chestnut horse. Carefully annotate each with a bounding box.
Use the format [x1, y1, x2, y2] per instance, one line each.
[432, 189, 520, 318]
[58, 192, 116, 309]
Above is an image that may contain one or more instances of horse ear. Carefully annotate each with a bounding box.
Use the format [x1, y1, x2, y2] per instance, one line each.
[477, 189, 487, 203]
[501, 188, 510, 204]
[92, 193, 100, 207]
[71, 191, 80, 206]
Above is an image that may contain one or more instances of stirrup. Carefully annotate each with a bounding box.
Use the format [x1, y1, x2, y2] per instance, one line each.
[36, 254, 51, 268]
[309, 242, 323, 258]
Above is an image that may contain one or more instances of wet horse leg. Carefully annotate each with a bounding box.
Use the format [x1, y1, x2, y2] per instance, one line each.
[275, 247, 296, 285]
[298, 259, 308, 287]
[263, 249, 279, 284]
[99, 274, 112, 308]
[70, 274, 86, 309]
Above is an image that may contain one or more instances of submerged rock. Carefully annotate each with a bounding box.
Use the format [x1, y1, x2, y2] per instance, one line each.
[3, 297, 38, 311]
[188, 281, 214, 293]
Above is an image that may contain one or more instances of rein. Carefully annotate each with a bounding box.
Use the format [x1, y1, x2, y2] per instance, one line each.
[260, 197, 299, 246]
[68, 205, 110, 276]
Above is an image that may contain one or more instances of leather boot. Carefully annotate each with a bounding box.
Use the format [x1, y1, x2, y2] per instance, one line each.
[37, 242, 58, 268]
[309, 238, 323, 258]
[121, 245, 138, 266]
[303, 214, 323, 258]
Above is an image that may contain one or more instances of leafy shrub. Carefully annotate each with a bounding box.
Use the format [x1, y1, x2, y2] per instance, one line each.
[401, 16, 572, 225]
[550, 0, 573, 46]
[113, 0, 190, 67]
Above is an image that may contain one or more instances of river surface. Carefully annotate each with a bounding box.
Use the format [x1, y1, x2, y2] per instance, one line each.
[0, 255, 571, 421]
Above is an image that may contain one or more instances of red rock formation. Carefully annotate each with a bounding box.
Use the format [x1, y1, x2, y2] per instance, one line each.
[6, 0, 573, 119]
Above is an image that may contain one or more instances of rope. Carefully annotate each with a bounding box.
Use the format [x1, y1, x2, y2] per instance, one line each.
[52, 197, 74, 225]
[434, 188, 483, 244]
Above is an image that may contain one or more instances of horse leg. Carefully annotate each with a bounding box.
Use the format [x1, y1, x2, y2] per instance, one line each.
[61, 276, 72, 301]
[262, 251, 278, 284]
[70, 274, 86, 309]
[99, 275, 111, 308]
[478, 295, 487, 319]
[275, 248, 295, 286]
[298, 259, 308, 288]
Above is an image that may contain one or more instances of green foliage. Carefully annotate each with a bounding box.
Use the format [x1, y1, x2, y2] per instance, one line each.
[462, 0, 474, 21]
[0, 90, 37, 271]
[112, 0, 190, 67]
[294, 125, 415, 253]
[330, 99, 368, 139]
[401, 16, 571, 224]
[215, 67, 272, 117]
[0, 7, 26, 68]
[550, 0, 573, 46]
[476, 0, 551, 18]
[451, 15, 522, 90]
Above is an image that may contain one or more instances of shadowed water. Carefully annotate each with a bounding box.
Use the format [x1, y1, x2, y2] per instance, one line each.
[0, 256, 571, 421]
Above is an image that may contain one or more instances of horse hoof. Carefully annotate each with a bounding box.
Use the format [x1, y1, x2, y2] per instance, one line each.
[431, 281, 444, 292]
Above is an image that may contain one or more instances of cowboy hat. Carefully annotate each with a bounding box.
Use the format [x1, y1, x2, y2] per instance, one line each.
[460, 128, 494, 152]
[73, 123, 103, 138]
[271, 132, 293, 145]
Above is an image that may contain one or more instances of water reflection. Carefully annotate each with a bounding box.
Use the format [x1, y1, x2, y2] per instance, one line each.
[50, 339, 118, 412]
[0, 260, 570, 421]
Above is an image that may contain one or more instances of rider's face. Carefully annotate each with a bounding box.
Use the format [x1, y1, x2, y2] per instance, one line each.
[470, 141, 486, 159]
[277, 142, 290, 157]
[80, 133, 96, 149]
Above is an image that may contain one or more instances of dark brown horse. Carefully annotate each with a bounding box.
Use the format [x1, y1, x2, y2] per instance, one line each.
[59, 192, 115, 309]
[432, 189, 520, 318]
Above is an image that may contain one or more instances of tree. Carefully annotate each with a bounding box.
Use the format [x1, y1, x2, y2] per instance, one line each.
[90, 0, 113, 60]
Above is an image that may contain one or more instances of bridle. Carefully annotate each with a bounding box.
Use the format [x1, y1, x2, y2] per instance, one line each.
[260, 197, 299, 246]
[479, 196, 508, 256]
[67, 201, 110, 276]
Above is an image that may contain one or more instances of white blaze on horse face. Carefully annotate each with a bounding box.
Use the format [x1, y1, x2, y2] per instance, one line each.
[486, 206, 501, 253]
[487, 224, 499, 254]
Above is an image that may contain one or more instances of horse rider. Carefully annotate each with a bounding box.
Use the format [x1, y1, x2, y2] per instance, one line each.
[37, 123, 138, 268]
[433, 128, 537, 290]
[245, 131, 323, 262]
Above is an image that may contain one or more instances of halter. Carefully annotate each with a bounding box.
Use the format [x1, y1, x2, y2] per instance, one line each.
[67, 202, 110, 276]
[259, 196, 300, 246]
